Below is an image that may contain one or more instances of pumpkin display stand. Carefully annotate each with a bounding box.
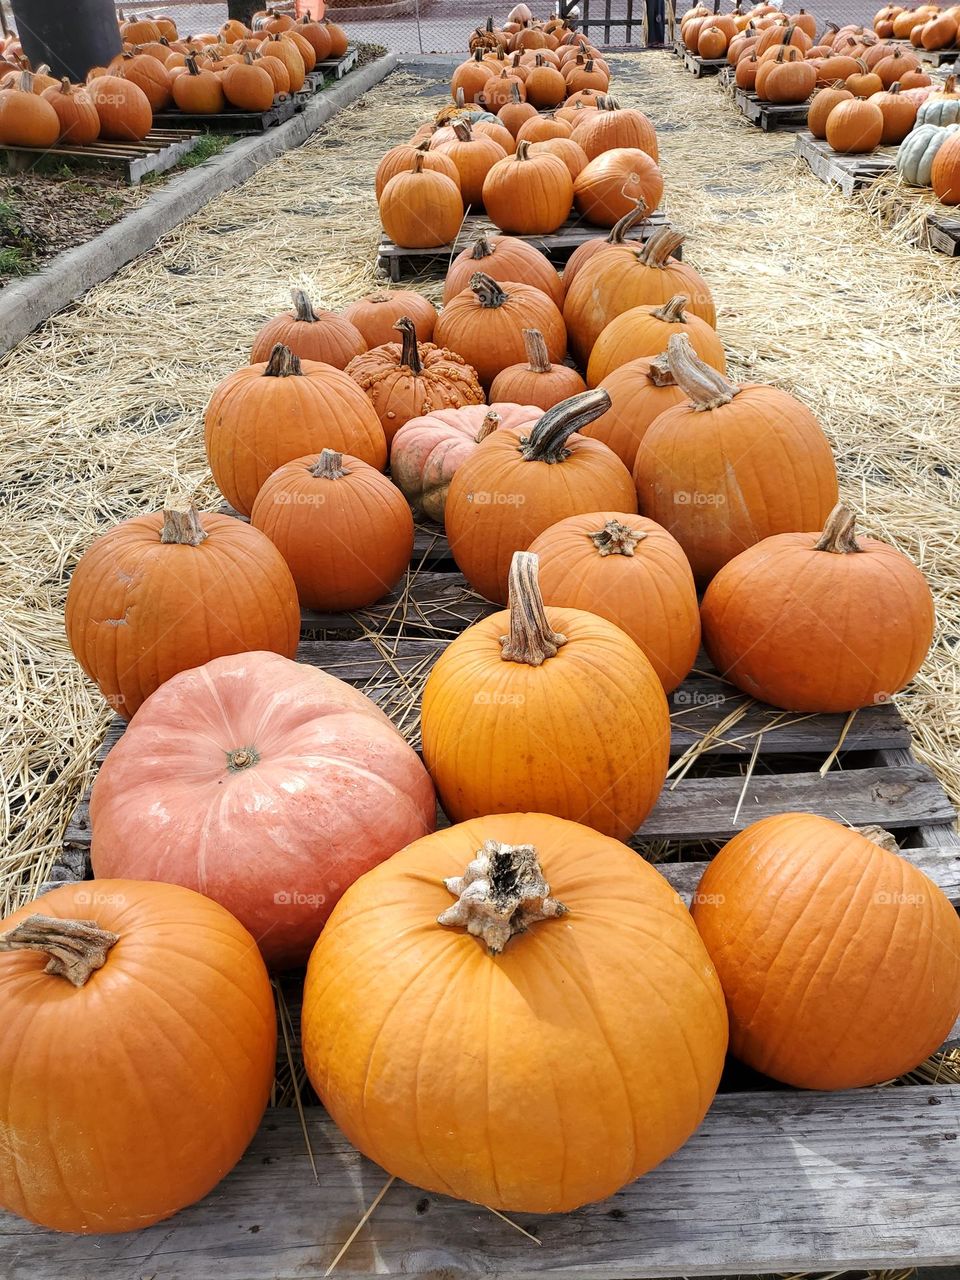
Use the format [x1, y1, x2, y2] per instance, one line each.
[0, 127, 203, 186]
[315, 44, 359, 80]
[377, 207, 675, 282]
[153, 94, 300, 134]
[38, 503, 960, 1277]
[735, 87, 812, 133]
[681, 47, 729, 78]
[795, 130, 960, 256]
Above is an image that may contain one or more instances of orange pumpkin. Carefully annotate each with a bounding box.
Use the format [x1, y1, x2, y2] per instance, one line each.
[869, 81, 916, 142]
[573, 146, 664, 227]
[250, 288, 367, 369]
[580, 353, 688, 469]
[302, 810, 727, 1212]
[118, 49, 173, 110]
[701, 503, 934, 709]
[40, 77, 100, 143]
[257, 33, 305, 90]
[222, 54, 275, 111]
[323, 20, 349, 57]
[570, 95, 658, 161]
[379, 153, 464, 249]
[444, 230, 564, 307]
[436, 118, 508, 207]
[488, 326, 587, 409]
[204, 344, 387, 516]
[0, 880, 275, 1233]
[87, 72, 153, 139]
[587, 294, 726, 387]
[374, 138, 460, 201]
[422, 551, 669, 834]
[515, 113, 571, 144]
[633, 336, 839, 587]
[826, 96, 884, 150]
[445, 391, 637, 603]
[171, 54, 226, 112]
[64, 506, 299, 718]
[452, 48, 496, 101]
[527, 135, 589, 181]
[692, 815, 960, 1088]
[807, 84, 854, 137]
[497, 78, 538, 134]
[529, 512, 700, 692]
[342, 289, 438, 347]
[0, 71, 66, 146]
[932, 130, 960, 203]
[482, 139, 574, 233]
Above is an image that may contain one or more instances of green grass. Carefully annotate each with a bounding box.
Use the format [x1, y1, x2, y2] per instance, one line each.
[178, 134, 234, 169]
[0, 197, 39, 277]
[0, 245, 29, 275]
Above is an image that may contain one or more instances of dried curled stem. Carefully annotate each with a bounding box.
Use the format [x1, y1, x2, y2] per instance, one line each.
[500, 551, 566, 666]
[0, 915, 119, 988]
[438, 839, 568, 954]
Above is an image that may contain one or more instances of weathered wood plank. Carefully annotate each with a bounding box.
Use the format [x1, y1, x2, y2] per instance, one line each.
[735, 89, 811, 132]
[682, 48, 727, 76]
[299, 572, 495, 638]
[4, 1087, 960, 1279]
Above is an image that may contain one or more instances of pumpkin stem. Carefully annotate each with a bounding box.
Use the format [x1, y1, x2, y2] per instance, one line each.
[653, 294, 690, 325]
[291, 289, 319, 323]
[468, 231, 495, 260]
[437, 838, 568, 954]
[264, 343, 302, 377]
[647, 350, 677, 387]
[638, 224, 686, 266]
[515, 139, 532, 160]
[666, 334, 739, 410]
[858, 824, 899, 853]
[522, 328, 552, 373]
[500, 550, 567, 666]
[393, 315, 423, 375]
[475, 409, 502, 443]
[311, 448, 348, 479]
[469, 271, 509, 308]
[0, 915, 119, 988]
[226, 745, 261, 771]
[160, 505, 208, 546]
[588, 518, 647, 557]
[814, 503, 863, 554]
[520, 388, 611, 462]
[508, 79, 521, 102]
[451, 118, 473, 141]
[606, 199, 649, 244]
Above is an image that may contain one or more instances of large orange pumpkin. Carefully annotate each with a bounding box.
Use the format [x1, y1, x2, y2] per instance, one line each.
[587, 295, 726, 387]
[488, 326, 587, 409]
[90, 653, 435, 970]
[65, 506, 299, 718]
[573, 146, 664, 227]
[435, 118, 508, 207]
[250, 288, 367, 369]
[932, 130, 960, 203]
[445, 390, 637, 604]
[118, 49, 173, 110]
[692, 814, 960, 1089]
[41, 77, 100, 143]
[422, 553, 670, 836]
[434, 271, 566, 390]
[379, 153, 464, 249]
[375, 139, 461, 200]
[481, 139, 574, 233]
[342, 289, 438, 346]
[529, 512, 700, 693]
[570, 95, 659, 160]
[87, 73, 153, 141]
[444, 230, 564, 307]
[0, 879, 275, 1232]
[204, 343, 387, 516]
[344, 316, 484, 445]
[700, 503, 934, 710]
[580, 353, 688, 469]
[560, 199, 649, 295]
[0, 71, 62, 146]
[632, 336, 838, 586]
[302, 810, 728, 1213]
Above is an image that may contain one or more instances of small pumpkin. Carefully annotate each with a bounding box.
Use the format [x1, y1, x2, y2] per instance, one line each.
[529, 512, 700, 693]
[345, 317, 485, 444]
[444, 229, 564, 308]
[250, 288, 366, 369]
[524, 52, 567, 106]
[497, 78, 538, 135]
[0, 71, 68, 146]
[489, 327, 587, 409]
[758, 47, 816, 102]
[391, 403, 541, 522]
[580, 353, 688, 470]
[932, 128, 960, 202]
[342, 289, 438, 347]
[481, 139, 574, 233]
[587, 294, 726, 388]
[422, 551, 668, 834]
[434, 271, 567, 390]
[452, 48, 497, 102]
[515, 113, 571, 144]
[692, 815, 960, 1089]
[632, 336, 837, 586]
[40, 77, 100, 143]
[436, 118, 508, 207]
[322, 19, 349, 57]
[374, 138, 460, 201]
[379, 152, 464, 249]
[0, 880, 276, 1233]
[445, 390, 637, 604]
[573, 146, 664, 227]
[826, 96, 884, 151]
[874, 46, 920, 87]
[807, 84, 854, 138]
[65, 506, 299, 718]
[171, 54, 225, 112]
[205, 344, 387, 516]
[302, 810, 727, 1213]
[257, 32, 305, 90]
[222, 54, 276, 111]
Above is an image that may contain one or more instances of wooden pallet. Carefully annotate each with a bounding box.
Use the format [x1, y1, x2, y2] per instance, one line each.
[316, 45, 359, 79]
[0, 128, 202, 186]
[153, 96, 298, 134]
[917, 45, 960, 67]
[717, 65, 735, 89]
[794, 129, 898, 197]
[735, 88, 811, 132]
[377, 209, 675, 280]
[926, 210, 960, 256]
[30, 519, 960, 1278]
[682, 48, 728, 77]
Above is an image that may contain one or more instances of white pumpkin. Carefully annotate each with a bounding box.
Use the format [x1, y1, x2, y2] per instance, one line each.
[898, 122, 960, 186]
[917, 76, 960, 127]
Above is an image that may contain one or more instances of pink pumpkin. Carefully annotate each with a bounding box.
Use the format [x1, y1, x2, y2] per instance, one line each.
[390, 401, 541, 523]
[89, 651, 436, 970]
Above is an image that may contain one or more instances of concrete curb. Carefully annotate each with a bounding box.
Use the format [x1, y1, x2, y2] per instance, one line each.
[0, 53, 399, 359]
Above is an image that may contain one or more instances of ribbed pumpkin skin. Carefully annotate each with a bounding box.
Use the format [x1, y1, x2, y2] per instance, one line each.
[204, 357, 387, 515]
[633, 386, 838, 587]
[41, 81, 101, 143]
[374, 143, 461, 200]
[250, 308, 366, 370]
[587, 305, 726, 386]
[573, 147, 664, 227]
[422, 602, 668, 835]
[251, 453, 414, 609]
[528, 512, 700, 693]
[570, 105, 659, 161]
[379, 167, 464, 250]
[580, 357, 689, 468]
[482, 147, 574, 234]
[0, 879, 276, 1233]
[932, 131, 960, 203]
[446, 427, 637, 604]
[692, 815, 960, 1089]
[90, 654, 436, 970]
[302, 812, 727, 1212]
[434, 280, 566, 389]
[436, 131, 507, 206]
[65, 512, 300, 718]
[342, 291, 438, 346]
[444, 235, 564, 307]
[700, 525, 933, 710]
[87, 75, 153, 141]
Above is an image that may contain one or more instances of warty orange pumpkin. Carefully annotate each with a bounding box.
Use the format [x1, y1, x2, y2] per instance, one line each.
[250, 288, 367, 369]
[444, 229, 564, 307]
[0, 879, 276, 1232]
[205, 343, 387, 515]
[587, 294, 726, 387]
[488, 327, 587, 409]
[65, 505, 299, 718]
[529, 512, 700, 692]
[302, 810, 727, 1212]
[632, 335, 838, 587]
[692, 814, 960, 1089]
[422, 552, 670, 835]
[579, 353, 688, 469]
[700, 502, 934, 710]
[445, 390, 637, 603]
[90, 652, 435, 970]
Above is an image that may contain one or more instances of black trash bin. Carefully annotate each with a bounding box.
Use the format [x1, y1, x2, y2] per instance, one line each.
[10, 0, 123, 82]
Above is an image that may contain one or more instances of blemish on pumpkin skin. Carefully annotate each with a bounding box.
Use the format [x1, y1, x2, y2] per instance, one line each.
[97, 611, 131, 627]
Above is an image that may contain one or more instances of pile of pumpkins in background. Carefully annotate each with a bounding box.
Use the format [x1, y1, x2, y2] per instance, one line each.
[2, 2, 960, 1248]
[376, 11, 662, 244]
[0, 6, 348, 148]
[874, 1, 960, 48]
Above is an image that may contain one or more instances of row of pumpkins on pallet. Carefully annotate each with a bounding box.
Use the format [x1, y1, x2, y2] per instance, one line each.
[874, 2, 960, 49]
[377, 64, 662, 245]
[4, 88, 959, 1238]
[0, 9, 348, 147]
